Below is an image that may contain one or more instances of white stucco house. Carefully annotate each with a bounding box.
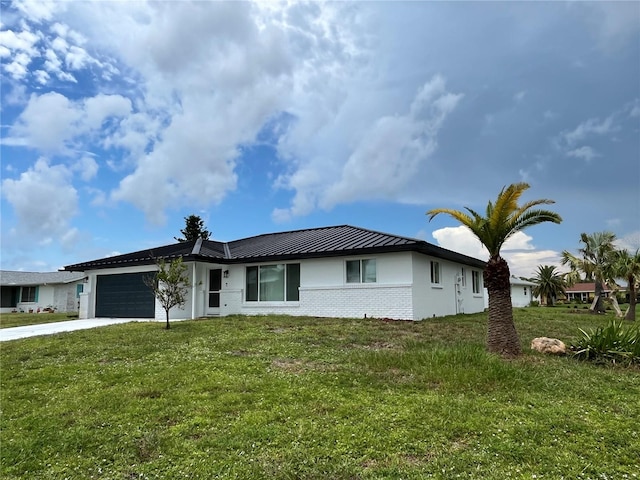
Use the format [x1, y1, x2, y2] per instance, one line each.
[64, 225, 487, 321]
[509, 277, 538, 307]
[483, 276, 538, 308]
[0, 270, 86, 314]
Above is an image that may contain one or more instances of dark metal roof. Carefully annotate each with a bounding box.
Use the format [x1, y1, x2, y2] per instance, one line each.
[226, 225, 415, 259]
[64, 225, 486, 271]
[64, 241, 201, 270]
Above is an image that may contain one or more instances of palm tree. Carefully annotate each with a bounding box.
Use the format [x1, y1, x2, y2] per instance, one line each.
[427, 182, 562, 357]
[611, 249, 640, 321]
[531, 265, 566, 306]
[561, 232, 617, 314]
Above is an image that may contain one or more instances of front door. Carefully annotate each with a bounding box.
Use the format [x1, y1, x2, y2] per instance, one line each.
[208, 269, 222, 314]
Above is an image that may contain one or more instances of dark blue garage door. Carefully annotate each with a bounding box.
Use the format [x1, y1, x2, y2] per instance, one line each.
[95, 272, 155, 318]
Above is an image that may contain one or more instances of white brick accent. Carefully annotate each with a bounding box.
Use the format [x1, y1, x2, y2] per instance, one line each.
[228, 284, 414, 320]
[299, 284, 414, 319]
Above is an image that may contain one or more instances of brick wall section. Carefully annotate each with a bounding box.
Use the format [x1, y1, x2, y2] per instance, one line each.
[297, 284, 414, 320]
[226, 284, 414, 320]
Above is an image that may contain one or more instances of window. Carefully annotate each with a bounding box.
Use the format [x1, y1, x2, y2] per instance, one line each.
[346, 259, 376, 283]
[430, 261, 440, 284]
[460, 268, 466, 287]
[523, 287, 527, 296]
[246, 264, 300, 302]
[472, 271, 481, 294]
[21, 286, 37, 303]
[286, 264, 300, 301]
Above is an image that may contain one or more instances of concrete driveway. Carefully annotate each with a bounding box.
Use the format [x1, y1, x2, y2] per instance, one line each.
[0, 318, 155, 342]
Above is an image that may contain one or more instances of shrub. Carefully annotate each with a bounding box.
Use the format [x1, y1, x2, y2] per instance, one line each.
[571, 320, 640, 365]
[529, 300, 540, 307]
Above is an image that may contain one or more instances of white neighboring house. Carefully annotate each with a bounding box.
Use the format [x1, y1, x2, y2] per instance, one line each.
[64, 225, 487, 321]
[484, 276, 538, 309]
[509, 277, 538, 307]
[0, 271, 86, 314]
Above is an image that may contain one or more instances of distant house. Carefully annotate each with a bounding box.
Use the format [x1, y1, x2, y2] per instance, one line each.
[64, 225, 487, 321]
[564, 282, 616, 303]
[509, 277, 538, 307]
[0, 271, 86, 314]
[483, 276, 538, 309]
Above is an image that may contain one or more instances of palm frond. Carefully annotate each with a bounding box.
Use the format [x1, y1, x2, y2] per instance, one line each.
[426, 208, 474, 227]
[489, 183, 529, 232]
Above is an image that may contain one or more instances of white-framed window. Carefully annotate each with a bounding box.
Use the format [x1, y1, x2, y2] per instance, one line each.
[246, 263, 300, 302]
[21, 286, 37, 303]
[430, 261, 440, 285]
[472, 271, 481, 294]
[346, 259, 377, 284]
[460, 268, 466, 287]
[523, 287, 527, 296]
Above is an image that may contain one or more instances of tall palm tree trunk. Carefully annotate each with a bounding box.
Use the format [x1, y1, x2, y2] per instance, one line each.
[592, 279, 606, 313]
[484, 256, 521, 357]
[626, 280, 637, 321]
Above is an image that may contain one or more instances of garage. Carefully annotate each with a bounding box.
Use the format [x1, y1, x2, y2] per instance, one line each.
[95, 272, 155, 318]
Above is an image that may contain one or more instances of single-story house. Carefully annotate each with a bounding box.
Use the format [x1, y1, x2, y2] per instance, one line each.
[482, 276, 538, 309]
[63, 225, 487, 321]
[0, 270, 86, 314]
[509, 277, 538, 307]
[563, 282, 617, 303]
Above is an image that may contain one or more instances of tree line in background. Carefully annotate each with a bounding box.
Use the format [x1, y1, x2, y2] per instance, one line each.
[529, 231, 639, 322]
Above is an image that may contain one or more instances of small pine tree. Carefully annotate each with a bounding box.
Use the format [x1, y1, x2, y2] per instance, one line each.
[175, 215, 211, 242]
[144, 258, 190, 329]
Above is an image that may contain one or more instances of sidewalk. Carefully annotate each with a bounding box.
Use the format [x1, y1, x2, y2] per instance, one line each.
[0, 318, 151, 342]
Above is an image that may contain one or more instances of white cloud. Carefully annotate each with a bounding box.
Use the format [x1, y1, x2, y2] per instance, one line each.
[12, 0, 59, 23]
[74, 155, 99, 181]
[101, 111, 164, 162]
[274, 75, 463, 220]
[432, 226, 488, 260]
[563, 115, 616, 145]
[33, 69, 50, 84]
[505, 250, 566, 278]
[616, 231, 640, 252]
[83, 94, 132, 130]
[6, 91, 132, 153]
[4, 52, 31, 79]
[566, 145, 599, 162]
[102, 1, 364, 224]
[431, 226, 561, 278]
[110, 99, 243, 224]
[0, 28, 39, 55]
[65, 45, 95, 70]
[43, 47, 77, 82]
[50, 35, 68, 52]
[7, 92, 82, 151]
[1, 158, 78, 242]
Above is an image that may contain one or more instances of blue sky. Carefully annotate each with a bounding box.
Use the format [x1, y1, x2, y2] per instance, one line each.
[1, 1, 639, 277]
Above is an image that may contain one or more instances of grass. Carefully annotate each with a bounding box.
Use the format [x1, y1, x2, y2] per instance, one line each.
[1, 309, 639, 479]
[0, 312, 78, 329]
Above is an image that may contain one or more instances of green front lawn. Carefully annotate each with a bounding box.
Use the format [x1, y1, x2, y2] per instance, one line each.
[0, 312, 79, 329]
[1, 310, 638, 479]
